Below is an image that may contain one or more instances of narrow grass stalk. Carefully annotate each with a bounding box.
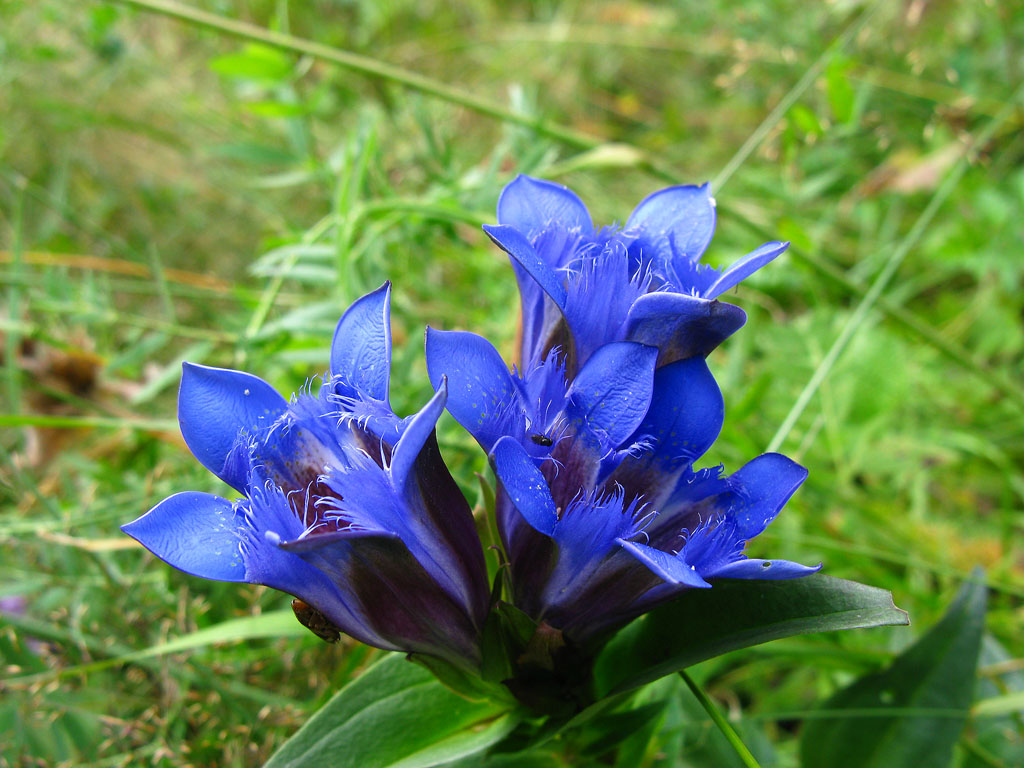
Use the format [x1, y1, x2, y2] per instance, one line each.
[0, 413, 178, 431]
[767, 85, 1024, 453]
[680, 671, 762, 768]
[111, 0, 600, 150]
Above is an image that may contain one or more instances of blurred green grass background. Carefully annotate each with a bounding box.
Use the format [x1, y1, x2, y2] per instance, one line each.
[0, 0, 1021, 765]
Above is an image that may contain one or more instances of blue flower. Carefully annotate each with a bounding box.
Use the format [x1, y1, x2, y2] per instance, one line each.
[424, 181, 817, 644]
[123, 284, 490, 668]
[428, 327, 817, 642]
[484, 175, 789, 375]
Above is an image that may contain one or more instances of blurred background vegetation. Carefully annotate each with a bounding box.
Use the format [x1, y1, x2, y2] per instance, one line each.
[0, 0, 1021, 765]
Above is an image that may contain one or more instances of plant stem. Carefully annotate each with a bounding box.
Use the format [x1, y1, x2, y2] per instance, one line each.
[679, 670, 762, 768]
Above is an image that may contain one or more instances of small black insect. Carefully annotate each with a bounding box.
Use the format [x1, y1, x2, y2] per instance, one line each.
[291, 598, 341, 644]
[530, 433, 553, 447]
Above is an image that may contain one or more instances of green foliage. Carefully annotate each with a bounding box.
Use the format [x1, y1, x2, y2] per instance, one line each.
[264, 654, 519, 768]
[0, 0, 1021, 765]
[800, 575, 987, 768]
[595, 575, 908, 698]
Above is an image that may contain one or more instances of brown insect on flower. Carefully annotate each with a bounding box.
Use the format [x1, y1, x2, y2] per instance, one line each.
[291, 599, 341, 644]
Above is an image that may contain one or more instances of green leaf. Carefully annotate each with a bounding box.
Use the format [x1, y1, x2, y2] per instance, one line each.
[790, 103, 823, 137]
[443, 752, 562, 768]
[800, 575, 987, 768]
[209, 44, 293, 82]
[825, 58, 856, 124]
[265, 654, 519, 768]
[594, 575, 908, 697]
[672, 676, 778, 768]
[576, 701, 668, 759]
[243, 100, 309, 118]
[408, 653, 515, 704]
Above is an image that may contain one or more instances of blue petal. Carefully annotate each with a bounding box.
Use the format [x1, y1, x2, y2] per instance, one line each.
[122, 492, 246, 582]
[631, 357, 724, 465]
[282, 533, 484, 664]
[704, 241, 789, 299]
[626, 183, 716, 281]
[712, 558, 821, 580]
[322, 450, 484, 619]
[425, 328, 521, 452]
[617, 539, 711, 588]
[240, 478, 397, 647]
[551, 490, 647, 575]
[728, 453, 808, 539]
[128, 481, 397, 652]
[562, 242, 650, 368]
[625, 292, 747, 364]
[521, 347, 568, 423]
[330, 282, 392, 402]
[483, 224, 568, 310]
[389, 381, 447, 491]
[660, 465, 728, 519]
[178, 363, 287, 491]
[489, 435, 558, 536]
[496, 175, 593, 237]
[564, 342, 658, 449]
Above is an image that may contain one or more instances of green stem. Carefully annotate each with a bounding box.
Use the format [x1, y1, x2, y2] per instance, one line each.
[109, 0, 600, 150]
[679, 670, 762, 768]
[0, 413, 177, 431]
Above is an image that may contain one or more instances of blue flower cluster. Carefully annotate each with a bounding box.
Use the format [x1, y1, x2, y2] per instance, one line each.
[123, 175, 817, 680]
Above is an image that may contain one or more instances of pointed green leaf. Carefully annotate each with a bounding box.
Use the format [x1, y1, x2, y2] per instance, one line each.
[209, 45, 293, 81]
[800, 575, 987, 768]
[265, 654, 519, 768]
[825, 58, 856, 124]
[594, 575, 908, 697]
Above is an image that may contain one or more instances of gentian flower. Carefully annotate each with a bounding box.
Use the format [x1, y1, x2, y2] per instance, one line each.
[484, 175, 790, 375]
[425, 178, 817, 647]
[123, 284, 490, 669]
